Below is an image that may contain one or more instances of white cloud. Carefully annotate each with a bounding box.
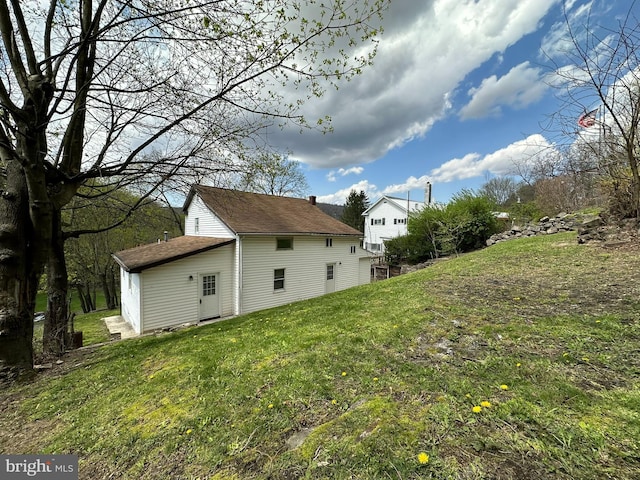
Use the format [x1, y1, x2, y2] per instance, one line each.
[327, 166, 364, 182]
[430, 134, 555, 182]
[382, 175, 432, 195]
[460, 62, 549, 119]
[316, 180, 379, 204]
[539, 1, 595, 60]
[273, 0, 558, 168]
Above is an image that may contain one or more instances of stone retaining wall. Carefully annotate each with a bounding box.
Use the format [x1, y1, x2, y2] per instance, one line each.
[486, 213, 596, 246]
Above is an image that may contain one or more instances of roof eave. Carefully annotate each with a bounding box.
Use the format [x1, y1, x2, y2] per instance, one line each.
[114, 238, 235, 273]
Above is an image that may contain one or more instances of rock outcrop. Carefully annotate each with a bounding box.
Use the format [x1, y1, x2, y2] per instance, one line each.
[486, 213, 584, 246]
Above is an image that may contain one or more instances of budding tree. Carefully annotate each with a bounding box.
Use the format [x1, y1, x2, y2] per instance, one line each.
[550, 2, 640, 218]
[0, 0, 387, 375]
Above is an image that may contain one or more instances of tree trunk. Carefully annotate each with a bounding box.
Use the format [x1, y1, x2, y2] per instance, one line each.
[99, 272, 116, 310]
[90, 285, 97, 311]
[76, 284, 89, 314]
[0, 161, 36, 377]
[108, 268, 119, 309]
[43, 211, 70, 356]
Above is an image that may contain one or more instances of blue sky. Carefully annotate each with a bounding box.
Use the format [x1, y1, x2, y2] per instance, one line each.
[264, 0, 633, 205]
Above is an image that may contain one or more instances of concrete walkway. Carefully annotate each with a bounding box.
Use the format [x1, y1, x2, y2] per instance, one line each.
[103, 315, 137, 340]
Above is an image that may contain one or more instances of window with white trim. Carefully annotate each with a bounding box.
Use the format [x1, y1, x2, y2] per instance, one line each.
[326, 238, 333, 247]
[276, 237, 293, 250]
[350, 245, 357, 254]
[202, 274, 216, 295]
[194, 217, 200, 234]
[274, 268, 285, 290]
[326, 264, 334, 280]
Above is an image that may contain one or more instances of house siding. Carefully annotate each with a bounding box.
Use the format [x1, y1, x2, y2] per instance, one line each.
[120, 269, 142, 334]
[240, 236, 368, 314]
[138, 243, 236, 332]
[363, 197, 424, 253]
[359, 257, 372, 285]
[185, 195, 234, 237]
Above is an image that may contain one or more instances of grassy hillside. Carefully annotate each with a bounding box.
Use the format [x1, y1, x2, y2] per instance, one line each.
[2, 232, 639, 479]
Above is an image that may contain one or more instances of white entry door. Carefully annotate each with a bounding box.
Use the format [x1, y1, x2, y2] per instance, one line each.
[199, 273, 220, 320]
[325, 263, 336, 293]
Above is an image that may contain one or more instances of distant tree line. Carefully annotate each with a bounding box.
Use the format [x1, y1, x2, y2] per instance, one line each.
[62, 184, 183, 316]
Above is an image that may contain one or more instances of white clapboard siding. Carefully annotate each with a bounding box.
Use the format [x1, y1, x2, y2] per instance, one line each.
[359, 257, 372, 285]
[363, 197, 424, 252]
[184, 195, 234, 237]
[139, 244, 236, 332]
[240, 236, 369, 314]
[120, 269, 142, 334]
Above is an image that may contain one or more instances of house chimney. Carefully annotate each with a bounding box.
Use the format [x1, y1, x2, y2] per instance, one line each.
[425, 182, 432, 205]
[308, 195, 317, 205]
[164, 231, 168, 242]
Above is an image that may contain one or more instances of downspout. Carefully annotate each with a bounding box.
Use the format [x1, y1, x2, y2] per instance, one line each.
[237, 234, 243, 315]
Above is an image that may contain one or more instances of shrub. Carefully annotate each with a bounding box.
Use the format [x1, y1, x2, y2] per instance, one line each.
[384, 234, 436, 265]
[388, 191, 501, 264]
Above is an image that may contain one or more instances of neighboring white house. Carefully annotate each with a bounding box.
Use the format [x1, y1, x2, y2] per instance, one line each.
[362, 194, 427, 253]
[113, 185, 371, 334]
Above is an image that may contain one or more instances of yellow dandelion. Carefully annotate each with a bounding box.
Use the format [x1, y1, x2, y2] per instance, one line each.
[480, 401, 491, 408]
[331, 399, 337, 405]
[268, 404, 274, 409]
[341, 371, 347, 376]
[148, 374, 155, 379]
[513, 297, 521, 301]
[500, 384, 509, 391]
[186, 429, 192, 435]
[582, 357, 589, 362]
[516, 363, 521, 367]
[417, 452, 429, 464]
[562, 352, 569, 357]
[465, 393, 471, 398]
[472, 405, 482, 413]
[373, 377, 379, 382]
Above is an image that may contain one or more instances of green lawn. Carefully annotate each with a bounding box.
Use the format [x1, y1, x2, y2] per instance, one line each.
[35, 290, 108, 314]
[3, 232, 640, 479]
[33, 289, 115, 351]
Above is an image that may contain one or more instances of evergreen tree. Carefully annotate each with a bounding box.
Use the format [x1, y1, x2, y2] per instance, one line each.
[341, 190, 369, 232]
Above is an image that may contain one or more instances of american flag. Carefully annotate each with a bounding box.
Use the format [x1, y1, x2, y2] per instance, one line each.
[578, 108, 598, 128]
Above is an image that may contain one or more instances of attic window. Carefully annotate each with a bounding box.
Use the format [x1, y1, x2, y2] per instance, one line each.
[194, 218, 200, 234]
[276, 237, 293, 250]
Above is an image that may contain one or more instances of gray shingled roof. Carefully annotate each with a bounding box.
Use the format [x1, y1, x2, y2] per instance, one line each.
[187, 185, 362, 236]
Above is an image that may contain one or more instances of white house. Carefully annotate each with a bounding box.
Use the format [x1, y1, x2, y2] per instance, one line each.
[112, 185, 371, 334]
[362, 194, 427, 253]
